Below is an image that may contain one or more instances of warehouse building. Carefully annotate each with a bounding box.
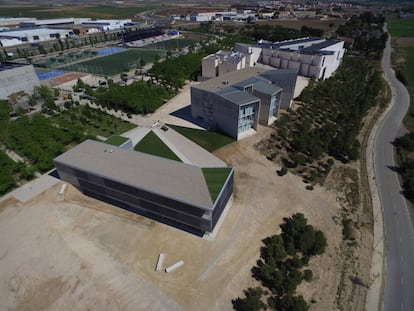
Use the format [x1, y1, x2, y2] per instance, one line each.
[53, 140, 234, 233]
[0, 28, 74, 47]
[191, 67, 297, 140]
[0, 62, 40, 99]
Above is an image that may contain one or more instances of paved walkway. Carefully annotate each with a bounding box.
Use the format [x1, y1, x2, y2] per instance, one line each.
[2, 173, 61, 203]
[153, 126, 227, 168]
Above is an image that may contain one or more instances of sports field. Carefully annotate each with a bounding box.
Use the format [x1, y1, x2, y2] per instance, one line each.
[144, 38, 199, 50]
[61, 49, 165, 75]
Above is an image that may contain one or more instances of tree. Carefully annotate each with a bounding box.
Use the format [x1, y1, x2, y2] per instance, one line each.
[232, 287, 266, 311]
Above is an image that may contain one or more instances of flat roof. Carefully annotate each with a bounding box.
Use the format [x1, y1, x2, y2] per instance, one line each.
[54, 140, 218, 210]
[0, 28, 72, 37]
[193, 67, 268, 92]
[221, 90, 260, 106]
[0, 62, 30, 72]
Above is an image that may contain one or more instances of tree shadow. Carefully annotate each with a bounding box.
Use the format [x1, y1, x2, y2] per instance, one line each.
[386, 165, 401, 173]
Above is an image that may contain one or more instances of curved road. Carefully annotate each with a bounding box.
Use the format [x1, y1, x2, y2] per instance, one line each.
[376, 26, 414, 310]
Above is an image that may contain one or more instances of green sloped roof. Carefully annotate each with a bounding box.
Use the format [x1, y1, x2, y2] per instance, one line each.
[134, 131, 181, 162]
[105, 135, 129, 146]
[202, 167, 232, 203]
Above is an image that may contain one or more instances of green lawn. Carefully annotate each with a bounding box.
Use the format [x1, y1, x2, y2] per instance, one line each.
[145, 38, 199, 51]
[402, 47, 414, 130]
[202, 168, 233, 202]
[61, 49, 166, 75]
[167, 125, 235, 152]
[105, 135, 129, 146]
[134, 131, 181, 162]
[387, 17, 414, 37]
[53, 105, 135, 138]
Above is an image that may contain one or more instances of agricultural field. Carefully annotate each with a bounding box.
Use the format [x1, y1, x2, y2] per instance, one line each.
[0, 5, 156, 19]
[264, 18, 346, 34]
[167, 125, 234, 152]
[61, 49, 165, 75]
[144, 38, 199, 51]
[134, 131, 181, 162]
[388, 16, 414, 129]
[387, 17, 414, 37]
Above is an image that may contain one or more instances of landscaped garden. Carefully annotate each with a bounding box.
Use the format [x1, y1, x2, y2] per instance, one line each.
[167, 125, 234, 152]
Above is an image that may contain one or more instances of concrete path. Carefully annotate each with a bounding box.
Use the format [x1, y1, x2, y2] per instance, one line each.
[5, 173, 60, 203]
[153, 126, 227, 168]
[121, 127, 151, 147]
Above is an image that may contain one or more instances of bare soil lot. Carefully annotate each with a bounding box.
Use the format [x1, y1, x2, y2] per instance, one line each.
[0, 127, 353, 310]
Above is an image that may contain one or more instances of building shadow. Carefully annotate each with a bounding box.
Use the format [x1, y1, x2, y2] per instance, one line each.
[83, 190, 204, 237]
[48, 169, 61, 179]
[170, 105, 210, 129]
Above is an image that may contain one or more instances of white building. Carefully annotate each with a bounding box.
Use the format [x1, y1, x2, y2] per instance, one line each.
[0, 28, 74, 47]
[0, 17, 36, 27]
[246, 37, 345, 80]
[202, 50, 247, 79]
[81, 19, 132, 31]
[19, 18, 90, 28]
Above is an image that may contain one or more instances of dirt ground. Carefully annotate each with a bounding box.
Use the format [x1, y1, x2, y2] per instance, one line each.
[0, 125, 349, 311]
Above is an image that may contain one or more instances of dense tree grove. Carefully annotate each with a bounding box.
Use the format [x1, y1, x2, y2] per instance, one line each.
[1, 114, 84, 172]
[264, 55, 383, 179]
[336, 12, 388, 58]
[149, 52, 204, 89]
[232, 24, 323, 43]
[394, 132, 414, 201]
[94, 80, 177, 114]
[233, 213, 327, 311]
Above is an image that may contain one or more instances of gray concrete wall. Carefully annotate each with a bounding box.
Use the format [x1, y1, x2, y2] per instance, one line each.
[0, 65, 40, 99]
[212, 95, 241, 140]
[253, 90, 271, 125]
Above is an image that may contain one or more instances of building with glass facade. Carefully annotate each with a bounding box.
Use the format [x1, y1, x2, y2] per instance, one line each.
[191, 67, 297, 140]
[53, 140, 234, 233]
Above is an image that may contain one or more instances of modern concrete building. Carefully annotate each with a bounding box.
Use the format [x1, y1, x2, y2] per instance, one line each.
[53, 140, 234, 233]
[191, 67, 297, 140]
[241, 37, 345, 80]
[0, 62, 40, 99]
[202, 50, 247, 79]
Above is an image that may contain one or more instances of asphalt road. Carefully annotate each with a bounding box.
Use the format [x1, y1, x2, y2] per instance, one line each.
[376, 26, 414, 310]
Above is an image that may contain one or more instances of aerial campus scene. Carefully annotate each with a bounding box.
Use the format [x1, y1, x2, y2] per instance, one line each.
[0, 0, 413, 310]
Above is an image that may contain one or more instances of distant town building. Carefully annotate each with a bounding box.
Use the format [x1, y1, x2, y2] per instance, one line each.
[191, 67, 297, 140]
[0, 62, 40, 99]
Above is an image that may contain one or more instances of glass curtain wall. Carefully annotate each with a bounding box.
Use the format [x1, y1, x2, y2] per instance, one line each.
[238, 102, 256, 133]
